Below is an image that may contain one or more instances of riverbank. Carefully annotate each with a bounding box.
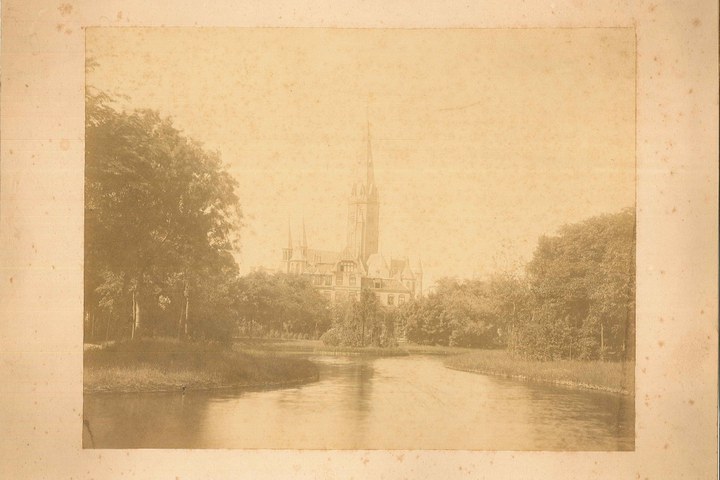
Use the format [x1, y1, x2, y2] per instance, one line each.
[445, 350, 634, 395]
[234, 337, 410, 356]
[84, 338, 319, 394]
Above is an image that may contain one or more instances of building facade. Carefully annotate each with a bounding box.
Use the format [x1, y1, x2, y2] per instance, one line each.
[279, 126, 422, 306]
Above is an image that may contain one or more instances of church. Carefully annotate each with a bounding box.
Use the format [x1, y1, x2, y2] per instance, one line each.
[279, 125, 422, 306]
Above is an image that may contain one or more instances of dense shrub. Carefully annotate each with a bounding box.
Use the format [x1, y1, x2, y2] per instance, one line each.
[319, 328, 341, 346]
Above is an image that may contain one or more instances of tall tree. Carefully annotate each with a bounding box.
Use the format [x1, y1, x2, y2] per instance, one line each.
[84, 88, 242, 341]
[519, 208, 636, 360]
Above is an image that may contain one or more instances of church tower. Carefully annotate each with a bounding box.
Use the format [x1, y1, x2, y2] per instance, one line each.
[280, 220, 293, 273]
[346, 119, 380, 268]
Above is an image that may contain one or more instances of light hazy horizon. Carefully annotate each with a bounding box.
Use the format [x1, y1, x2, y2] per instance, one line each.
[87, 28, 635, 290]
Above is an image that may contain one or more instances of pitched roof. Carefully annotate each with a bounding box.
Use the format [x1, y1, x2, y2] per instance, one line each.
[304, 263, 336, 275]
[305, 249, 341, 265]
[361, 277, 412, 293]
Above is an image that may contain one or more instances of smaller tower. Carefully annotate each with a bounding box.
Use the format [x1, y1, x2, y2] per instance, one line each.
[281, 220, 293, 273]
[400, 256, 416, 293]
[301, 218, 308, 258]
[289, 238, 307, 275]
[411, 257, 423, 298]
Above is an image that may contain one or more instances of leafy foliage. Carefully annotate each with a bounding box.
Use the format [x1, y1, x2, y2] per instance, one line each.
[235, 271, 332, 339]
[321, 288, 398, 347]
[403, 276, 516, 348]
[84, 88, 242, 342]
[399, 209, 635, 361]
[516, 208, 636, 360]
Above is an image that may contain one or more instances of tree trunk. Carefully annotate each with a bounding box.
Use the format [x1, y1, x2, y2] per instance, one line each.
[600, 323, 605, 360]
[131, 290, 136, 340]
[132, 289, 142, 339]
[178, 296, 185, 339]
[361, 317, 365, 347]
[87, 311, 94, 342]
[184, 293, 189, 337]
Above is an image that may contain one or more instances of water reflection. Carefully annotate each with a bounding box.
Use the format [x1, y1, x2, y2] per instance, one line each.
[84, 355, 634, 450]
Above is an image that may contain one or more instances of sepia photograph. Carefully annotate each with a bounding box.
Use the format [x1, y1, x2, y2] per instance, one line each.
[80, 27, 637, 450]
[1, 0, 717, 478]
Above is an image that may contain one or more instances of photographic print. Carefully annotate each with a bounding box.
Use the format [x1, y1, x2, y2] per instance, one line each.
[82, 27, 636, 450]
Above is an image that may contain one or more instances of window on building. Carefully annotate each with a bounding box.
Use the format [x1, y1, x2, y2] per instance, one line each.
[399, 295, 405, 305]
[336, 273, 343, 285]
[349, 275, 356, 286]
[373, 279, 381, 289]
[324, 276, 332, 286]
[388, 295, 395, 306]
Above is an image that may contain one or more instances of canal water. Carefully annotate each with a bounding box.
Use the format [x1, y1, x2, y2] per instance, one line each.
[83, 355, 634, 450]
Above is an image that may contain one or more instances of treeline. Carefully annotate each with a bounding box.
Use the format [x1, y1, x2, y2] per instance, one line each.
[321, 289, 399, 348]
[84, 90, 337, 344]
[84, 89, 243, 342]
[236, 271, 331, 339]
[85, 89, 635, 360]
[399, 274, 523, 349]
[400, 208, 635, 361]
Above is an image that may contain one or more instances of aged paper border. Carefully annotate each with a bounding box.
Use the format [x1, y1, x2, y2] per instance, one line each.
[1, 0, 717, 478]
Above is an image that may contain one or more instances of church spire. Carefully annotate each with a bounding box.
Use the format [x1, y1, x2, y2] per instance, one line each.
[287, 219, 293, 249]
[366, 112, 375, 189]
[301, 217, 308, 248]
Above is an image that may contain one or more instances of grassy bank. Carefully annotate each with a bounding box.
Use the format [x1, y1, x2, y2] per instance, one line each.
[233, 337, 321, 354]
[84, 338, 319, 394]
[312, 345, 409, 356]
[403, 344, 472, 356]
[233, 338, 410, 356]
[445, 350, 634, 395]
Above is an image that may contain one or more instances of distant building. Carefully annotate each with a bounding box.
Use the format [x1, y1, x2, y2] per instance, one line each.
[279, 123, 422, 306]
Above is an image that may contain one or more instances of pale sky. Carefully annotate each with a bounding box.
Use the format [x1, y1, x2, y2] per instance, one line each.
[87, 28, 635, 290]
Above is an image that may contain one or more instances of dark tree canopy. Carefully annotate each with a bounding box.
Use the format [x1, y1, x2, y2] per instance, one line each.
[398, 208, 635, 360]
[235, 271, 332, 339]
[516, 208, 636, 360]
[84, 88, 242, 341]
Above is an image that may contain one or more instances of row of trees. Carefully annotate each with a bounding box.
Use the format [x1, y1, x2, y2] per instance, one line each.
[400, 275, 524, 349]
[321, 289, 399, 348]
[84, 86, 635, 360]
[84, 87, 340, 344]
[84, 87, 243, 342]
[397, 208, 636, 360]
[235, 271, 331, 339]
[515, 208, 636, 360]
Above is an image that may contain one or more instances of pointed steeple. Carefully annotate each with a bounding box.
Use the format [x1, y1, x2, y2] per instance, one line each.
[366, 112, 375, 190]
[301, 217, 308, 248]
[287, 219, 293, 249]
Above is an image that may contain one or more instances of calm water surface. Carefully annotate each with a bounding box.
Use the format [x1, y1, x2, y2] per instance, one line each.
[83, 355, 634, 450]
